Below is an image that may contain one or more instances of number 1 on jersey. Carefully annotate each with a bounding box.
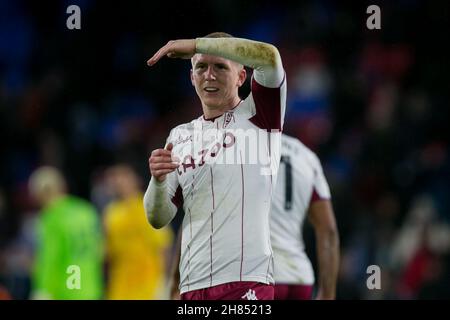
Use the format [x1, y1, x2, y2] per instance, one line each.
[280, 155, 293, 210]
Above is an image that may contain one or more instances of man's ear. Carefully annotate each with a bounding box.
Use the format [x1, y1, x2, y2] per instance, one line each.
[237, 67, 247, 87]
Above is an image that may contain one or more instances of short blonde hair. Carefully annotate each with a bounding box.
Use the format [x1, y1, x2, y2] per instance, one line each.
[193, 32, 243, 70]
[203, 32, 234, 38]
[29, 166, 66, 199]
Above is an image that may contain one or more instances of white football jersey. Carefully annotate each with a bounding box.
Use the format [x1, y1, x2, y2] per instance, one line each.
[166, 77, 287, 294]
[270, 134, 331, 285]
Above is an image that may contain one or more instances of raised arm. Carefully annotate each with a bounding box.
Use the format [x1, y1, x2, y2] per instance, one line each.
[147, 37, 284, 87]
[195, 38, 284, 87]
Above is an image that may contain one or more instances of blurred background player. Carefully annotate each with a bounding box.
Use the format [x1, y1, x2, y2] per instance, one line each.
[271, 134, 339, 300]
[103, 164, 173, 300]
[28, 166, 103, 299]
[144, 33, 286, 300]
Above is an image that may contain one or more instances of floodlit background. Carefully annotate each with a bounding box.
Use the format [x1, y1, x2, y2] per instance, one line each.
[0, 0, 449, 299]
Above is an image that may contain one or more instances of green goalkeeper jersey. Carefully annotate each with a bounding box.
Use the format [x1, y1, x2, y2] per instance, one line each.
[33, 195, 104, 299]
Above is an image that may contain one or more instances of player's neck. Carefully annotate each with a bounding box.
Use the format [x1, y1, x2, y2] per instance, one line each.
[118, 188, 140, 200]
[202, 97, 241, 120]
[42, 192, 65, 207]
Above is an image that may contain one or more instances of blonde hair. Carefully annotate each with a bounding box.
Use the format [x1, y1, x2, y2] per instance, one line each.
[203, 32, 233, 38]
[29, 166, 66, 200]
[193, 32, 243, 70]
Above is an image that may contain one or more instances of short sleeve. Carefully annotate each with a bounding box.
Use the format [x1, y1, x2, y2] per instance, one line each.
[248, 73, 287, 130]
[310, 155, 331, 203]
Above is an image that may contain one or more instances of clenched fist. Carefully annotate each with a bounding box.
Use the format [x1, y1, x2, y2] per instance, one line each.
[148, 143, 180, 182]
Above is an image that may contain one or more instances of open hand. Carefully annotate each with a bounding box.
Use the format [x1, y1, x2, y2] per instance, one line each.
[147, 39, 196, 66]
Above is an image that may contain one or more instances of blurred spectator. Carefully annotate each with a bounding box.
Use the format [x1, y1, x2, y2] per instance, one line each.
[28, 166, 104, 299]
[391, 195, 450, 298]
[0, 284, 12, 300]
[103, 164, 173, 299]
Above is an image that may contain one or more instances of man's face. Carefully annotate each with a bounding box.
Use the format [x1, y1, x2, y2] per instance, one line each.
[106, 166, 138, 199]
[191, 54, 246, 111]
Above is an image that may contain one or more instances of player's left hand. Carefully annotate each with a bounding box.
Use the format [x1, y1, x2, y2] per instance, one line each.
[147, 39, 196, 66]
